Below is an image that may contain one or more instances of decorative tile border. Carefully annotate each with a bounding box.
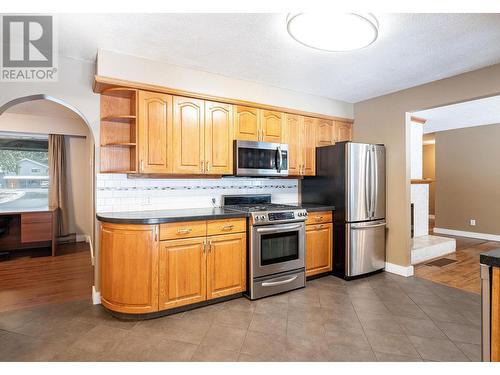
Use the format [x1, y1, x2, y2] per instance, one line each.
[97, 183, 297, 192]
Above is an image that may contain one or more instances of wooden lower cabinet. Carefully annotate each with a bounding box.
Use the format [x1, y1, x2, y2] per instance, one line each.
[207, 233, 246, 299]
[305, 222, 333, 277]
[100, 223, 159, 314]
[159, 237, 207, 310]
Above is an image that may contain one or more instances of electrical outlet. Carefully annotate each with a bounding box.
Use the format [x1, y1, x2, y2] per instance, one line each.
[469, 219, 476, 226]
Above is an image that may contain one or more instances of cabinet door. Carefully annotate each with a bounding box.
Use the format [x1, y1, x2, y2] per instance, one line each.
[159, 237, 207, 310]
[302, 117, 317, 176]
[234, 106, 259, 141]
[138, 91, 173, 173]
[316, 119, 335, 147]
[305, 223, 333, 277]
[260, 110, 283, 143]
[172, 96, 205, 174]
[283, 114, 302, 176]
[335, 121, 352, 142]
[205, 101, 233, 175]
[100, 223, 159, 314]
[207, 233, 246, 300]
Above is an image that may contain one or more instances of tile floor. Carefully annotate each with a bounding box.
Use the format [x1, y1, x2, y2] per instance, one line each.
[0, 272, 481, 362]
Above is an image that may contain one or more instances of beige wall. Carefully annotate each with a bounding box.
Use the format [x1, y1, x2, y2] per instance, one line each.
[353, 63, 500, 268]
[423, 144, 436, 215]
[435, 124, 500, 235]
[97, 50, 354, 119]
[0, 112, 94, 238]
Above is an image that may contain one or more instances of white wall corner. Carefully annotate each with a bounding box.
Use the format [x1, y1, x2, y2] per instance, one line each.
[433, 227, 500, 242]
[385, 262, 414, 277]
[92, 286, 101, 305]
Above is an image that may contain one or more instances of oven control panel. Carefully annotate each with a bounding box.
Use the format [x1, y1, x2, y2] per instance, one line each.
[268, 212, 295, 221]
[251, 209, 308, 225]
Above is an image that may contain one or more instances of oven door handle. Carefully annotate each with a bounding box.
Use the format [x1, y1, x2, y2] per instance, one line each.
[255, 223, 304, 234]
[262, 275, 298, 287]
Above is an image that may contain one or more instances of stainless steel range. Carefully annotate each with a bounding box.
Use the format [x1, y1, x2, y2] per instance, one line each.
[224, 195, 307, 300]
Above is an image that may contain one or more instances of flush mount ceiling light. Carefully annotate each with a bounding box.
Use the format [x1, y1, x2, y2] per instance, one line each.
[286, 13, 379, 52]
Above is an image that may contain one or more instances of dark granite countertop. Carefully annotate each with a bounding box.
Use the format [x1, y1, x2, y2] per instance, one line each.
[480, 249, 500, 268]
[97, 207, 248, 225]
[299, 204, 336, 212]
[96, 203, 335, 225]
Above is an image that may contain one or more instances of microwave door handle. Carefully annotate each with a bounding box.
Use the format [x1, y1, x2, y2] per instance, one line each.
[277, 146, 282, 173]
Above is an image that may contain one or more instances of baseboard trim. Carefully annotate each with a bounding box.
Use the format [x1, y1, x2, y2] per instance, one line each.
[76, 234, 87, 243]
[385, 262, 414, 277]
[433, 227, 500, 242]
[92, 286, 101, 305]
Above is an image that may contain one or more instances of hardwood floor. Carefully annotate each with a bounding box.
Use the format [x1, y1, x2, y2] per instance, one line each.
[0, 242, 92, 313]
[415, 219, 500, 294]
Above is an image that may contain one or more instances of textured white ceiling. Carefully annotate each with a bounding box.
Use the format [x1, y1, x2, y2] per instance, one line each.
[58, 13, 500, 103]
[416, 95, 500, 134]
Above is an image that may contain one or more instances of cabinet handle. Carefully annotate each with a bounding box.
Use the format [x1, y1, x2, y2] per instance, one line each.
[203, 239, 206, 254]
[206, 161, 210, 172]
[201, 161, 205, 173]
[222, 224, 234, 231]
[177, 228, 192, 234]
[209, 239, 213, 252]
[315, 216, 323, 222]
[154, 227, 158, 241]
[316, 224, 324, 230]
[140, 160, 144, 172]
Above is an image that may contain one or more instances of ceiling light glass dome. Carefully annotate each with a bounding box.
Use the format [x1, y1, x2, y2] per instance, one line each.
[286, 13, 379, 52]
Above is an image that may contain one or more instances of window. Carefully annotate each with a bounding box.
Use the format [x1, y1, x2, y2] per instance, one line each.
[0, 132, 49, 211]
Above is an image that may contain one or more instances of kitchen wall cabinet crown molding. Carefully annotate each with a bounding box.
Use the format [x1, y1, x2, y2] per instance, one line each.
[94, 75, 354, 124]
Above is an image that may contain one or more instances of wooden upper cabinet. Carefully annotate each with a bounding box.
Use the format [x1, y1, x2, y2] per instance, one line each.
[284, 114, 302, 176]
[205, 101, 233, 175]
[316, 119, 335, 147]
[100, 223, 159, 314]
[159, 237, 207, 310]
[206, 232, 246, 300]
[305, 222, 333, 277]
[138, 91, 173, 173]
[302, 117, 317, 176]
[234, 106, 260, 141]
[260, 110, 283, 143]
[335, 121, 352, 142]
[172, 96, 205, 174]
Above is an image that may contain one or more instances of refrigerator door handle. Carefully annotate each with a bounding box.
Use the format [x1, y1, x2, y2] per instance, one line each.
[371, 147, 377, 218]
[364, 148, 371, 218]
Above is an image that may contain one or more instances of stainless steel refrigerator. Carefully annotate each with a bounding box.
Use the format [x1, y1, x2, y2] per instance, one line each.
[302, 142, 386, 279]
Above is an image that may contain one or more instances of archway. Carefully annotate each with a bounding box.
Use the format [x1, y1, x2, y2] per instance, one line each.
[0, 95, 96, 311]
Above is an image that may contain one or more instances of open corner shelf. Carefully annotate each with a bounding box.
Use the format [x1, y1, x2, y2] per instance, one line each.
[100, 87, 138, 173]
[101, 115, 136, 123]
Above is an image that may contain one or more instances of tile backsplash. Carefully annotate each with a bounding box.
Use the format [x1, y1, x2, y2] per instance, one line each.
[96, 174, 299, 213]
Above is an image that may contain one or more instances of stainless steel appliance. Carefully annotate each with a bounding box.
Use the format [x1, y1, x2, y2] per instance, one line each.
[481, 263, 491, 362]
[234, 140, 288, 177]
[224, 195, 306, 299]
[302, 142, 386, 279]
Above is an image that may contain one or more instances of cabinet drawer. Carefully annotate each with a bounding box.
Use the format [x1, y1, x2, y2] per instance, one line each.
[21, 211, 52, 224]
[160, 221, 206, 240]
[305, 211, 332, 225]
[21, 222, 52, 243]
[207, 218, 246, 236]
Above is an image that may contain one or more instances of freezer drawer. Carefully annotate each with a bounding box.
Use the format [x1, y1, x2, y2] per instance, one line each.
[346, 220, 386, 277]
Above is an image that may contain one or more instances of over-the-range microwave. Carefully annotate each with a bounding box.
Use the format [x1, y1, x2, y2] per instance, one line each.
[234, 140, 289, 177]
